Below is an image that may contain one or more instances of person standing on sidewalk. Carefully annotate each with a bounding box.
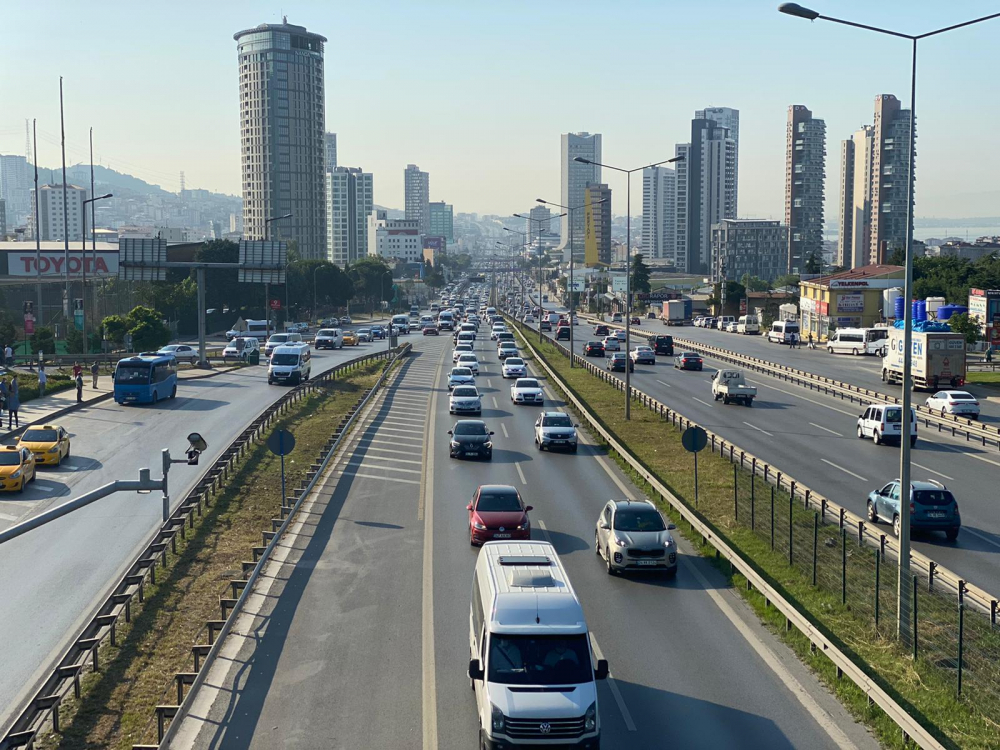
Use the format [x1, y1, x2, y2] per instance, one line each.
[0, 378, 7, 422]
[4, 345, 12, 367]
[7, 375, 19, 429]
[75, 372, 84, 403]
[37, 364, 47, 398]
[90, 361, 99, 389]
[72, 361, 82, 380]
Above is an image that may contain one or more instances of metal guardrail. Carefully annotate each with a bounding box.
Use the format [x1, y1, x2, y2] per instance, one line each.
[510, 321, 946, 750]
[0, 345, 409, 750]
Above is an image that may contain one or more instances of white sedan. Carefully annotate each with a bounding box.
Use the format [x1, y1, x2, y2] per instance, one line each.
[925, 390, 981, 419]
[511, 378, 544, 405]
[452, 344, 474, 362]
[456, 353, 480, 375]
[449, 385, 482, 415]
[157, 344, 199, 364]
[501, 357, 527, 379]
[448, 367, 476, 390]
[603, 336, 621, 352]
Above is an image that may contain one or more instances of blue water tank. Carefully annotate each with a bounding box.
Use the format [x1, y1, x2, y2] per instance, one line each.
[916, 300, 927, 322]
[894, 296, 905, 319]
[937, 304, 956, 320]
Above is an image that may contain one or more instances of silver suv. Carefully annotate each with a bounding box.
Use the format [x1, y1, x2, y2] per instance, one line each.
[533, 411, 578, 452]
[595, 500, 677, 576]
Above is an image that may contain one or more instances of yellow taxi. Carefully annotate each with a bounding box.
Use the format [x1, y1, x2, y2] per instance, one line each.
[18, 424, 71, 466]
[342, 330, 360, 346]
[0, 445, 36, 492]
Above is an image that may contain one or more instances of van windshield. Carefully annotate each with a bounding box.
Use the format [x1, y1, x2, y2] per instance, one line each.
[271, 353, 300, 366]
[488, 634, 591, 685]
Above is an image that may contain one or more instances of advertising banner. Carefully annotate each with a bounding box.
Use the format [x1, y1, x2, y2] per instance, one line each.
[837, 293, 864, 313]
[3, 250, 119, 277]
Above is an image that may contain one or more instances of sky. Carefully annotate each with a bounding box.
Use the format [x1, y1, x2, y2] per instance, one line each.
[2, 0, 999, 222]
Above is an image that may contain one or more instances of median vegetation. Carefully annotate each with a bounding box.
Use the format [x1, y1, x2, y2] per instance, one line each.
[34, 360, 388, 750]
[517, 324, 999, 750]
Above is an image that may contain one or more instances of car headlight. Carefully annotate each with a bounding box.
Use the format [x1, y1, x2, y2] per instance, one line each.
[10, 469, 20, 479]
[491, 703, 505, 732]
[450, 441, 460, 448]
[485, 441, 493, 449]
[664, 538, 674, 548]
[473, 521, 487, 530]
[48, 447, 60, 454]
[613, 536, 629, 547]
[585, 701, 597, 732]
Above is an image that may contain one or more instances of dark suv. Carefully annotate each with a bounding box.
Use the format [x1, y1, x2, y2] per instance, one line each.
[866, 479, 960, 541]
[652, 335, 674, 356]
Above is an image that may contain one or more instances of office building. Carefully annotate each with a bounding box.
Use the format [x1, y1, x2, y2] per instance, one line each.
[428, 201, 453, 242]
[326, 167, 373, 267]
[234, 19, 327, 258]
[642, 165, 676, 262]
[558, 132, 601, 262]
[696, 107, 739, 197]
[368, 210, 423, 262]
[676, 114, 737, 274]
[870, 94, 913, 265]
[0, 155, 31, 227]
[32, 183, 87, 241]
[784, 105, 826, 274]
[0, 199, 6, 239]
[837, 125, 875, 269]
[585, 182, 612, 266]
[325, 132, 337, 171]
[711, 219, 788, 284]
[404, 164, 430, 235]
[526, 205, 552, 237]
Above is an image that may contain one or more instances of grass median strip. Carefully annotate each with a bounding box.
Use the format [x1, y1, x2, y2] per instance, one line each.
[35, 360, 387, 750]
[518, 325, 999, 750]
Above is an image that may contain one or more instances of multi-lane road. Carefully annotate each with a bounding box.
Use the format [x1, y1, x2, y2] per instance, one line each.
[0, 323, 395, 735]
[171, 325, 877, 749]
[520, 299, 1000, 597]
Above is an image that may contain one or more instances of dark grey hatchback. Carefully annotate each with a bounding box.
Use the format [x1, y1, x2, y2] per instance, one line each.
[448, 420, 494, 460]
[866, 479, 960, 541]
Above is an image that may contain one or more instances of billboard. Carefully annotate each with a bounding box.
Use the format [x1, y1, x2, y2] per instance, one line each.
[584, 200, 598, 267]
[611, 274, 628, 292]
[837, 293, 864, 313]
[3, 250, 119, 277]
[567, 278, 585, 292]
[119, 238, 166, 281]
[239, 240, 287, 284]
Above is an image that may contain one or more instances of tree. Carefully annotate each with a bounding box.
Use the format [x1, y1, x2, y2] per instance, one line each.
[30, 327, 56, 358]
[804, 253, 823, 274]
[65, 327, 85, 354]
[947, 312, 981, 346]
[0, 312, 16, 350]
[102, 314, 128, 346]
[630, 253, 651, 294]
[125, 305, 172, 351]
[348, 257, 393, 313]
[739, 274, 770, 292]
[772, 274, 800, 291]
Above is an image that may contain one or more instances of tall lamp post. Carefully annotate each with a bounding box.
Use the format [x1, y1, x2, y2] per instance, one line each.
[264, 213, 293, 333]
[778, 1, 1000, 645]
[81, 192, 113, 348]
[535, 197, 607, 367]
[503, 227, 529, 309]
[574, 155, 684, 418]
[515, 213, 567, 343]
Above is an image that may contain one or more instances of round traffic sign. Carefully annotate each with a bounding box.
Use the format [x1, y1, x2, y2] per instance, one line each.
[267, 429, 296, 456]
[681, 425, 708, 453]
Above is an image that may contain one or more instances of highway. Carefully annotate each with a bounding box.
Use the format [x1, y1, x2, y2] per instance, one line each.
[0, 325, 395, 735]
[518, 306, 1000, 598]
[172, 327, 877, 750]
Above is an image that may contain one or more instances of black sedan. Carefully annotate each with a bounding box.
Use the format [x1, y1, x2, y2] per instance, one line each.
[448, 420, 494, 460]
[584, 341, 606, 357]
[674, 352, 704, 370]
[607, 352, 634, 372]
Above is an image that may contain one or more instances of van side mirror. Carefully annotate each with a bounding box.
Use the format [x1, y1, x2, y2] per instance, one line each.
[489, 431, 495, 436]
[599, 522, 610, 530]
[525, 505, 534, 512]
[466, 504, 473, 511]
[447, 430, 453, 436]
[594, 659, 609, 681]
[468, 658, 484, 681]
[668, 523, 677, 530]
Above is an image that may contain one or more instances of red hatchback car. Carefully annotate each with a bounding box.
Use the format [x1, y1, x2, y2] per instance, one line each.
[467, 484, 533, 546]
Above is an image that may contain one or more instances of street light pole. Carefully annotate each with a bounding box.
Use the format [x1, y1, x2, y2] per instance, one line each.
[80, 192, 112, 350]
[574, 155, 684, 419]
[264, 213, 293, 334]
[778, 0, 1000, 646]
[514, 213, 567, 344]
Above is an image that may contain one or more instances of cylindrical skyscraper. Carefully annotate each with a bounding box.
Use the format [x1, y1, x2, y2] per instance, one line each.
[234, 18, 327, 258]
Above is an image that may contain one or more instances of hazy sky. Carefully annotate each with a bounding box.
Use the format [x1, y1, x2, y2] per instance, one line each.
[3, 1, 999, 221]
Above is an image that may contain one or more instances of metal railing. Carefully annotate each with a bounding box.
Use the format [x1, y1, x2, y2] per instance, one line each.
[0, 345, 409, 750]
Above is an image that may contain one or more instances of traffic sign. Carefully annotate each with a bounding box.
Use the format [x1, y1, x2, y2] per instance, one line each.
[269, 298, 282, 311]
[267, 429, 296, 456]
[682, 426, 708, 453]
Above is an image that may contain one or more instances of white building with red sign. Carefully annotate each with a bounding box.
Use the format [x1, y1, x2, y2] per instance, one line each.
[0, 241, 119, 277]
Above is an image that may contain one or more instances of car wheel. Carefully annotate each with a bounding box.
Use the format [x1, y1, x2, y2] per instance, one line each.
[171, 386, 177, 399]
[152, 392, 159, 405]
[893, 514, 901, 538]
[606, 547, 616, 576]
[852, 348, 859, 356]
[486, 450, 493, 461]
[857, 425, 865, 439]
[946, 528, 960, 542]
[867, 501, 877, 523]
[571, 444, 578, 453]
[873, 431, 882, 446]
[910, 436, 917, 448]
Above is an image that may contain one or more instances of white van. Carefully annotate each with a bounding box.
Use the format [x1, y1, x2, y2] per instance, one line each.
[391, 314, 411, 334]
[469, 541, 607, 749]
[767, 320, 800, 344]
[264, 332, 303, 358]
[715, 315, 735, 331]
[736, 315, 759, 335]
[438, 310, 456, 331]
[857, 404, 917, 447]
[827, 328, 866, 355]
[268, 342, 311, 385]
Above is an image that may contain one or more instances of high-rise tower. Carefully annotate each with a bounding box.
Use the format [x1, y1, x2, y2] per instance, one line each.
[404, 164, 430, 235]
[558, 132, 602, 263]
[784, 105, 826, 274]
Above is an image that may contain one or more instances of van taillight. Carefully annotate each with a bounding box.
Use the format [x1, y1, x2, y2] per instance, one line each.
[910, 501, 915, 514]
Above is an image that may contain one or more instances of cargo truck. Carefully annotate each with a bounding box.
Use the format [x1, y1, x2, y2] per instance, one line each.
[661, 300, 687, 326]
[881, 329, 966, 390]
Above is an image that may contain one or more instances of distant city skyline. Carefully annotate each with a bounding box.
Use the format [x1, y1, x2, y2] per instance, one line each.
[3, 2, 1000, 221]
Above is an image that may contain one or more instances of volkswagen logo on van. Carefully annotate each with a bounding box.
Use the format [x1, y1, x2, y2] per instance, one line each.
[539, 722, 551, 734]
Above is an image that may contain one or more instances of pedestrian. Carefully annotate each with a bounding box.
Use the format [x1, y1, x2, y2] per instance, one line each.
[0, 378, 7, 421]
[91, 361, 99, 389]
[7, 375, 19, 429]
[75, 372, 84, 403]
[3, 345, 11, 367]
[807, 332, 815, 350]
[37, 364, 47, 398]
[72, 361, 82, 379]
[986, 347, 993, 364]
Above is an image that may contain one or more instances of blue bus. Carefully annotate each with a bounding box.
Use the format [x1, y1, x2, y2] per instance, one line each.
[113, 354, 178, 405]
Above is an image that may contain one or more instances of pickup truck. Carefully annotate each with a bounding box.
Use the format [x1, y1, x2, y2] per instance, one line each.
[711, 369, 757, 406]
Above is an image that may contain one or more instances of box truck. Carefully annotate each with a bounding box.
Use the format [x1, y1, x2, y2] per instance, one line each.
[881, 329, 966, 390]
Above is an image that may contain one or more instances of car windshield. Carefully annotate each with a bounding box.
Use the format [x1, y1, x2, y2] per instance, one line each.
[271, 353, 300, 366]
[476, 490, 521, 512]
[505, 358, 524, 366]
[0, 452, 22, 466]
[913, 490, 955, 507]
[453, 422, 487, 436]
[682, 353, 699, 358]
[614, 508, 666, 532]
[656, 337, 672, 343]
[458, 355, 477, 362]
[23, 429, 58, 442]
[115, 363, 151, 384]
[269, 335, 289, 343]
[488, 634, 591, 686]
[542, 415, 572, 427]
[317, 330, 337, 336]
[453, 387, 478, 397]
[160, 346, 179, 352]
[452, 368, 472, 377]
[588, 341, 603, 347]
[949, 393, 976, 401]
[516, 380, 539, 389]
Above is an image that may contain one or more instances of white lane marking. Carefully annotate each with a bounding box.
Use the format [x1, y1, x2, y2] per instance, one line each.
[336, 470, 421, 485]
[492, 397, 499, 409]
[371, 425, 424, 435]
[820, 458, 867, 482]
[515, 462, 528, 486]
[743, 421, 774, 438]
[487, 379, 493, 388]
[382, 406, 427, 415]
[501, 423, 509, 439]
[938, 442, 1000, 469]
[379, 417, 427, 427]
[536, 518, 553, 543]
[809, 422, 843, 437]
[655, 379, 672, 388]
[589, 633, 637, 732]
[358, 445, 421, 457]
[0, 509, 21, 521]
[693, 397, 713, 407]
[422, 344, 444, 750]
[745, 378, 857, 418]
[962, 527, 1000, 551]
[357, 436, 423, 448]
[344, 458, 423, 472]
[911, 462, 954, 481]
[678, 556, 858, 750]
